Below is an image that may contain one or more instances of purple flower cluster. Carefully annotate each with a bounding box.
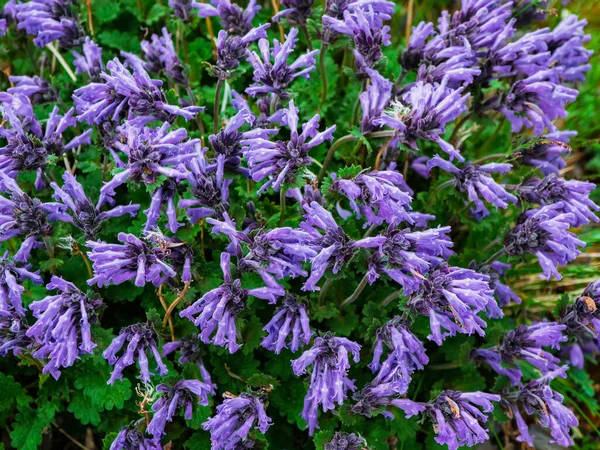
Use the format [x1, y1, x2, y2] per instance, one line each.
[262, 293, 313, 353]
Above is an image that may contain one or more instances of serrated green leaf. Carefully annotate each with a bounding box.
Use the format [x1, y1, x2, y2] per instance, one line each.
[10, 402, 56, 450]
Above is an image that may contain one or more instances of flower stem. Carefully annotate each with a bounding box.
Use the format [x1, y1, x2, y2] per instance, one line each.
[350, 79, 367, 127]
[187, 85, 206, 135]
[341, 273, 370, 307]
[405, 0, 415, 43]
[382, 290, 401, 307]
[300, 25, 313, 50]
[318, 43, 328, 112]
[162, 281, 191, 329]
[318, 134, 359, 184]
[483, 248, 507, 266]
[46, 43, 76, 82]
[279, 188, 286, 225]
[213, 78, 223, 134]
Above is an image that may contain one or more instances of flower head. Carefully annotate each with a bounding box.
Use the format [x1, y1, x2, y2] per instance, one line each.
[110, 420, 162, 450]
[547, 15, 592, 83]
[359, 68, 392, 133]
[292, 333, 361, 435]
[213, 26, 270, 79]
[141, 27, 188, 86]
[0, 310, 33, 356]
[196, 0, 261, 35]
[274, 0, 314, 27]
[102, 322, 168, 384]
[324, 432, 367, 450]
[162, 334, 216, 389]
[7, 75, 58, 104]
[0, 251, 42, 314]
[72, 37, 104, 81]
[169, 0, 196, 23]
[262, 293, 313, 353]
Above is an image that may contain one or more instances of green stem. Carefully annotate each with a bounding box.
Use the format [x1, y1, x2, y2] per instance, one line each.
[269, 93, 278, 116]
[350, 80, 367, 127]
[479, 119, 505, 158]
[279, 189, 286, 225]
[483, 248, 507, 266]
[317, 134, 359, 184]
[448, 112, 472, 145]
[46, 43, 76, 82]
[213, 78, 223, 135]
[300, 25, 313, 51]
[341, 273, 370, 307]
[318, 43, 328, 112]
[186, 85, 205, 135]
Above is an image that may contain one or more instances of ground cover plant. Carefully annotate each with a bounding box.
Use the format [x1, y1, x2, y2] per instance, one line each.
[0, 0, 599, 449]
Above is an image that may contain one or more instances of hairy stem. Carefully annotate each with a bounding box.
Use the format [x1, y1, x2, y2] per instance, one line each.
[317, 134, 359, 184]
[46, 43, 76, 82]
[213, 78, 223, 135]
[318, 43, 328, 112]
[341, 273, 370, 307]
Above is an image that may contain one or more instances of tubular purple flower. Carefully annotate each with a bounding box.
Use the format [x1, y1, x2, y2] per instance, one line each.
[148, 379, 213, 438]
[514, 132, 572, 176]
[546, 15, 593, 83]
[51, 171, 139, 239]
[87, 232, 176, 287]
[503, 203, 585, 280]
[196, 0, 261, 35]
[324, 432, 367, 450]
[169, 0, 196, 23]
[262, 293, 313, 353]
[300, 202, 385, 291]
[274, 0, 314, 27]
[375, 76, 470, 161]
[292, 333, 361, 435]
[517, 174, 599, 227]
[110, 421, 162, 450]
[474, 261, 521, 308]
[26, 276, 102, 379]
[7, 75, 58, 104]
[245, 28, 318, 98]
[502, 366, 578, 447]
[406, 263, 496, 345]
[203, 391, 272, 449]
[72, 37, 104, 81]
[99, 121, 199, 206]
[321, 0, 394, 44]
[145, 230, 195, 283]
[471, 348, 522, 386]
[73, 57, 201, 125]
[162, 334, 216, 390]
[0, 310, 32, 356]
[144, 179, 183, 234]
[179, 252, 283, 353]
[102, 322, 168, 384]
[141, 27, 188, 86]
[242, 100, 335, 194]
[213, 25, 270, 80]
[359, 68, 392, 133]
[0, 251, 43, 315]
[428, 155, 518, 218]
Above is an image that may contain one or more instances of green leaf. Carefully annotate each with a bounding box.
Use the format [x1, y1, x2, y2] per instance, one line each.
[0, 374, 32, 423]
[10, 402, 56, 450]
[146, 3, 170, 25]
[68, 391, 102, 425]
[185, 432, 212, 450]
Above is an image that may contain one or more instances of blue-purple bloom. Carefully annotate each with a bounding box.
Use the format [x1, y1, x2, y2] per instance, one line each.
[110, 421, 162, 450]
[261, 293, 313, 353]
[395, 391, 500, 450]
[547, 15, 593, 83]
[359, 68, 392, 133]
[0, 251, 42, 315]
[321, 0, 394, 44]
[245, 28, 318, 98]
[73, 57, 201, 125]
[300, 202, 385, 291]
[212, 25, 270, 80]
[292, 333, 361, 435]
[502, 366, 578, 447]
[27, 276, 102, 379]
[147, 379, 213, 438]
[475, 261, 521, 308]
[7, 75, 58, 104]
[180, 252, 282, 353]
[72, 37, 104, 81]
[196, 0, 260, 35]
[406, 263, 497, 345]
[242, 100, 335, 194]
[514, 132, 572, 176]
[203, 391, 272, 449]
[87, 232, 176, 287]
[162, 334, 216, 389]
[102, 322, 168, 384]
[428, 156, 518, 218]
[503, 203, 585, 280]
[140, 27, 188, 86]
[169, 0, 196, 23]
[324, 432, 367, 450]
[50, 171, 139, 239]
[0, 310, 32, 356]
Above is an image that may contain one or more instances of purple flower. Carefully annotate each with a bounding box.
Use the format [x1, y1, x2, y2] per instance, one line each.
[0, 94, 92, 189]
[7, 75, 58, 104]
[375, 77, 470, 161]
[471, 348, 522, 386]
[110, 420, 162, 450]
[99, 121, 199, 205]
[141, 27, 188, 86]
[395, 391, 500, 450]
[148, 379, 213, 438]
[499, 69, 578, 135]
[178, 148, 232, 223]
[162, 334, 216, 389]
[196, 0, 260, 35]
[352, 379, 418, 419]
[514, 132, 572, 176]
[560, 281, 600, 369]
[273, 0, 314, 27]
[292, 333, 361, 435]
[405, 263, 496, 345]
[474, 261, 521, 308]
[324, 432, 367, 450]
[474, 322, 566, 386]
[0, 172, 62, 262]
[415, 38, 481, 88]
[102, 322, 168, 384]
[145, 230, 195, 283]
[50, 171, 139, 239]
[73, 57, 201, 125]
[169, 0, 195, 23]
[212, 26, 270, 80]
[503, 203, 585, 280]
[321, 0, 394, 44]
[26, 276, 102, 379]
[242, 100, 335, 194]
[286, 183, 324, 209]
[517, 175, 599, 227]
[203, 391, 272, 450]
[322, 7, 390, 73]
[15, 0, 85, 48]
[144, 179, 184, 234]
[72, 37, 104, 81]
[367, 224, 453, 294]
[261, 293, 313, 353]
[0, 251, 42, 315]
[428, 156, 518, 218]
[502, 366, 578, 447]
[179, 252, 282, 353]
[0, 310, 33, 356]
[245, 28, 318, 98]
[368, 317, 428, 394]
[547, 15, 592, 83]
[359, 68, 392, 133]
[87, 232, 176, 288]
[329, 166, 413, 226]
[300, 202, 385, 291]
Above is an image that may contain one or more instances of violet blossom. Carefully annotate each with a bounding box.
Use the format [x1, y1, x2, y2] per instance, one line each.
[203, 391, 272, 449]
[103, 322, 168, 384]
[162, 334, 216, 390]
[321, 0, 394, 45]
[324, 432, 367, 450]
[7, 75, 58, 104]
[503, 203, 585, 280]
[292, 333, 361, 435]
[212, 25, 270, 80]
[72, 37, 104, 81]
[144, 179, 183, 234]
[274, 0, 314, 27]
[144, 229, 195, 283]
[405, 263, 497, 345]
[147, 380, 213, 438]
[110, 421, 162, 450]
[0, 310, 32, 356]
[0, 251, 43, 315]
[547, 15, 592, 83]
[169, 0, 196, 23]
[141, 27, 188, 86]
[27, 276, 102, 379]
[196, 0, 260, 35]
[359, 68, 392, 133]
[473, 261, 521, 307]
[261, 293, 313, 353]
